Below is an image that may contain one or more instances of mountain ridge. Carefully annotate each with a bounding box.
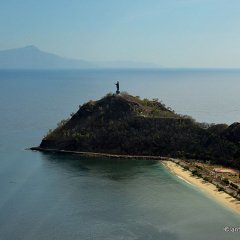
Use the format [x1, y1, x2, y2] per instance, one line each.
[0, 46, 163, 69]
[0, 45, 96, 69]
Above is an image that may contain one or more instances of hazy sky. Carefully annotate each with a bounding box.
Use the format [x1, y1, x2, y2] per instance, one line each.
[1, 0, 240, 68]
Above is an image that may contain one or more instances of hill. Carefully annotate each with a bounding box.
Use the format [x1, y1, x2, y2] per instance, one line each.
[33, 93, 240, 169]
[0, 45, 96, 69]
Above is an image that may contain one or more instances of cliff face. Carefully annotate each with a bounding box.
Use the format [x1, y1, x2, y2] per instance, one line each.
[39, 93, 240, 168]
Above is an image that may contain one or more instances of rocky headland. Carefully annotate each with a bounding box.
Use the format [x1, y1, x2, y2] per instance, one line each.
[31, 93, 240, 169]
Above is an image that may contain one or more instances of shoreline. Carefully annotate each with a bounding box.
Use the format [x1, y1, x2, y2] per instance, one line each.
[30, 147, 240, 215]
[29, 147, 170, 160]
[162, 160, 240, 216]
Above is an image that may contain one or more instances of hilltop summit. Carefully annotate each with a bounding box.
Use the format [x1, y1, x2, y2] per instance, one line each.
[40, 93, 178, 154]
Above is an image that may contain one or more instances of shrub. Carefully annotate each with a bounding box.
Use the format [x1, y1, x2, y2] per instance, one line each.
[45, 129, 53, 137]
[151, 108, 161, 116]
[135, 108, 142, 114]
[184, 166, 190, 170]
[229, 192, 236, 197]
[230, 182, 239, 189]
[192, 169, 198, 175]
[120, 91, 129, 96]
[89, 100, 94, 105]
[222, 178, 230, 185]
[192, 169, 202, 178]
[203, 176, 212, 183]
[142, 98, 149, 106]
[237, 189, 240, 196]
[218, 187, 225, 191]
[197, 173, 203, 178]
[57, 119, 67, 127]
[195, 165, 203, 170]
[104, 92, 114, 98]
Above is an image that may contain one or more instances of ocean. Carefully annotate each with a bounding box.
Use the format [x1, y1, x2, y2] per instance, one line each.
[0, 68, 240, 240]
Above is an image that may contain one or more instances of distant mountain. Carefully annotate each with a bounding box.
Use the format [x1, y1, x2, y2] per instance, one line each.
[92, 60, 162, 68]
[0, 46, 163, 69]
[0, 46, 97, 69]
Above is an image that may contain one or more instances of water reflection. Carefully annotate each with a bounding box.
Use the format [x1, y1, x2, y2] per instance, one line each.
[39, 151, 163, 182]
[29, 151, 240, 240]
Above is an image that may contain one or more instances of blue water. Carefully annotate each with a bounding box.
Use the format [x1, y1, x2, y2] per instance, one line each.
[1, 69, 240, 239]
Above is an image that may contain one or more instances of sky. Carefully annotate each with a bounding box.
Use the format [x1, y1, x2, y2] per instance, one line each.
[1, 0, 240, 68]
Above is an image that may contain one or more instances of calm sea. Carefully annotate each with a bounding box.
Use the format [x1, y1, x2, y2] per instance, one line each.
[0, 69, 240, 240]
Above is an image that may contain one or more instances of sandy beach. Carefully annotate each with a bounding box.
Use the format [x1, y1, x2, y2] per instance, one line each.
[162, 160, 240, 216]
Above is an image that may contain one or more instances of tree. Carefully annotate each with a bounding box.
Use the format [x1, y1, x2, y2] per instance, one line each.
[237, 189, 240, 197]
[45, 129, 53, 137]
[218, 186, 225, 192]
[222, 178, 229, 185]
[57, 119, 67, 127]
[229, 192, 235, 198]
[142, 98, 149, 106]
[192, 169, 198, 175]
[203, 176, 212, 183]
[184, 165, 190, 170]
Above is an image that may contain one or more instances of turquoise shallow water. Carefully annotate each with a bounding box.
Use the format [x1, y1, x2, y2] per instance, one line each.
[1, 69, 240, 239]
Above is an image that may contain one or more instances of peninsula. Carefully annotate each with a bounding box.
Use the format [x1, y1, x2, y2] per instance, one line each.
[32, 92, 240, 170]
[31, 92, 240, 214]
